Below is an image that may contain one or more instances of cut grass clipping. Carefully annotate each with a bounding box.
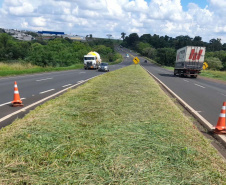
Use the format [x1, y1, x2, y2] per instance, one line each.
[0, 65, 226, 184]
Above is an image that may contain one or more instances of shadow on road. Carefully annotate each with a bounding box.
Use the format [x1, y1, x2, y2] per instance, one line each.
[158, 73, 176, 78]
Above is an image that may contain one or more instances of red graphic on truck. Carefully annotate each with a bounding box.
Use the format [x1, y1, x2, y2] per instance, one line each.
[189, 49, 203, 60]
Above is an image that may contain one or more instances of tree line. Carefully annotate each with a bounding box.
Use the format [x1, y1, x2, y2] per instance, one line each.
[0, 33, 120, 67]
[121, 33, 226, 70]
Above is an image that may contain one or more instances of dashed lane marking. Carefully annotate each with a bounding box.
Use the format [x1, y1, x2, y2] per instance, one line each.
[220, 93, 226, 97]
[0, 98, 26, 107]
[194, 84, 205, 88]
[0, 76, 96, 124]
[36, 78, 53, 82]
[62, 84, 72, 87]
[39, 89, 55, 94]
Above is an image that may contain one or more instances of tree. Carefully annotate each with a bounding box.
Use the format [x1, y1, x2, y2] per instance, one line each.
[140, 34, 152, 43]
[156, 48, 176, 66]
[174, 35, 192, 49]
[143, 47, 157, 59]
[126, 33, 139, 49]
[209, 38, 222, 51]
[136, 42, 151, 54]
[93, 45, 112, 55]
[121, 32, 126, 40]
[0, 33, 14, 60]
[205, 57, 223, 70]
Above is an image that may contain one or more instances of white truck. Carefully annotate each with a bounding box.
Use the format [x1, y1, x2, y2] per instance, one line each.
[174, 46, 206, 78]
[84, 51, 101, 69]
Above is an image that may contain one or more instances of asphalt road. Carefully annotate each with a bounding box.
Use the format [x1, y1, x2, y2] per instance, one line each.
[0, 52, 132, 128]
[123, 48, 226, 127]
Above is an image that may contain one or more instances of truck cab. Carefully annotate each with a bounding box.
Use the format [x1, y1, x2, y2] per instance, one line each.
[84, 55, 98, 69]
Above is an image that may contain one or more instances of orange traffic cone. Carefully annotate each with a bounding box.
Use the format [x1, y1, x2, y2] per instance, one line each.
[214, 102, 226, 134]
[12, 81, 23, 107]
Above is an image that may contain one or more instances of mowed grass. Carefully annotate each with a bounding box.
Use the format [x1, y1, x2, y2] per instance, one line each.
[200, 69, 226, 81]
[0, 62, 84, 77]
[0, 65, 226, 184]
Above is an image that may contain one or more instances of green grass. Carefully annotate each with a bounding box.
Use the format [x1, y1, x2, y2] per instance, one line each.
[0, 65, 226, 184]
[0, 62, 84, 77]
[200, 69, 226, 81]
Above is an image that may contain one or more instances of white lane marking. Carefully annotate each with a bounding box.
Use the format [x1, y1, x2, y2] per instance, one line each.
[0, 98, 26, 107]
[80, 72, 86, 74]
[194, 84, 205, 88]
[0, 76, 98, 123]
[220, 93, 226, 97]
[39, 89, 55, 94]
[36, 78, 53, 82]
[184, 80, 189, 82]
[62, 84, 72, 87]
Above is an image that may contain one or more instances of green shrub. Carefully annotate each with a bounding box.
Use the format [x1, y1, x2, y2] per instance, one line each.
[205, 57, 223, 70]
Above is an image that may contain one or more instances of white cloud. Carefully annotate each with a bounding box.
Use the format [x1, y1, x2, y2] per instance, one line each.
[32, 17, 46, 27]
[9, 2, 34, 15]
[0, 0, 226, 42]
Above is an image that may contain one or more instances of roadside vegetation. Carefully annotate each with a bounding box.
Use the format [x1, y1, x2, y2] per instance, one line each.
[0, 62, 84, 77]
[200, 69, 226, 81]
[0, 65, 225, 184]
[121, 33, 226, 81]
[121, 33, 226, 70]
[0, 33, 122, 76]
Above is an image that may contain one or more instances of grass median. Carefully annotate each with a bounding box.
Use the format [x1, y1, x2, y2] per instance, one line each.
[0, 65, 226, 184]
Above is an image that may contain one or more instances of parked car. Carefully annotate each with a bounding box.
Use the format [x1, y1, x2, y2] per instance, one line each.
[98, 62, 109, 72]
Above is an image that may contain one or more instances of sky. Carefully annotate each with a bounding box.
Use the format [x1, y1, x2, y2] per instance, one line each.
[0, 0, 226, 43]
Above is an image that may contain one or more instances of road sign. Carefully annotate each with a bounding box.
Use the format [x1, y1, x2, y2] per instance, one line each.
[133, 57, 140, 64]
[203, 62, 208, 70]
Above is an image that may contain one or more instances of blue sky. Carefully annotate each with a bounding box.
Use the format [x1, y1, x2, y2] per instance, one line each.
[144, 0, 208, 10]
[0, 0, 209, 11]
[181, 0, 208, 10]
[0, 0, 225, 43]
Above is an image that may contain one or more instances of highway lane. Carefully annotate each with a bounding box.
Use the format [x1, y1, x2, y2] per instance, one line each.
[128, 53, 226, 126]
[117, 47, 226, 126]
[0, 56, 132, 128]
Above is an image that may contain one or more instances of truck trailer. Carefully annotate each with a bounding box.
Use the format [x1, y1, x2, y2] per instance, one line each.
[174, 46, 206, 78]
